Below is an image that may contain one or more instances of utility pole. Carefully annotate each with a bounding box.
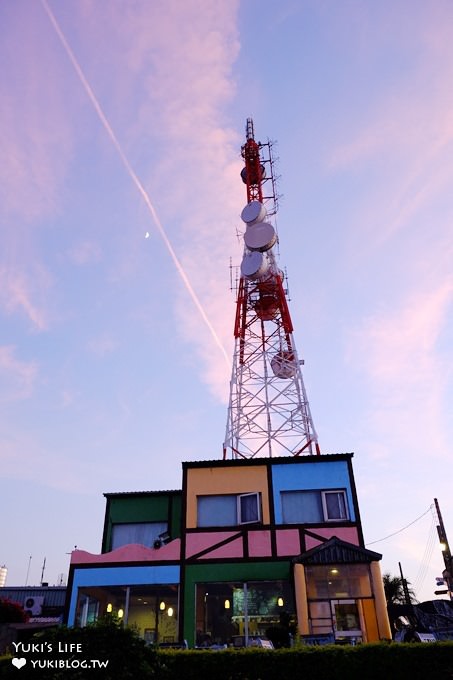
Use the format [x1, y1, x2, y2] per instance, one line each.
[435, 498, 452, 599]
[398, 561, 412, 605]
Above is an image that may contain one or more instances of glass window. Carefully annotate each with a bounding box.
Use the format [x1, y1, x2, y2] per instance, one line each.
[305, 564, 372, 599]
[195, 581, 295, 647]
[75, 584, 179, 643]
[281, 491, 323, 523]
[197, 495, 237, 527]
[197, 494, 261, 527]
[238, 493, 260, 524]
[111, 522, 168, 549]
[322, 491, 348, 521]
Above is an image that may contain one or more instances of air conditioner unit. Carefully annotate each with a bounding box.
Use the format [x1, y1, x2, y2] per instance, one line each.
[24, 596, 44, 616]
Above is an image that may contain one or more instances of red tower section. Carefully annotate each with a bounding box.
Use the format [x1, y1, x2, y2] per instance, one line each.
[224, 119, 320, 459]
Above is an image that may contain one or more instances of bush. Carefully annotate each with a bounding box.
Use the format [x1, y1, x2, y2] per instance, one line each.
[0, 615, 162, 680]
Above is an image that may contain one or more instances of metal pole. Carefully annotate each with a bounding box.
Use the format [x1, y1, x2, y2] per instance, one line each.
[244, 583, 249, 646]
[435, 498, 452, 599]
[398, 562, 411, 605]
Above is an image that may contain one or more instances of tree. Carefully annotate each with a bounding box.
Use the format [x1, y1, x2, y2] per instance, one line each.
[382, 572, 416, 606]
[0, 599, 28, 624]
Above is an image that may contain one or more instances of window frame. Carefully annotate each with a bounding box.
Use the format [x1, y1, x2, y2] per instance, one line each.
[196, 492, 261, 527]
[321, 490, 349, 521]
[110, 521, 168, 550]
[237, 492, 261, 525]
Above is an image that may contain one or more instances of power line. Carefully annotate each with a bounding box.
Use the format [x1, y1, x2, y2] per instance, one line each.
[366, 505, 434, 546]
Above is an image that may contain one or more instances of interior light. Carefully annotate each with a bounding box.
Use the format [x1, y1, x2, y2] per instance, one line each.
[330, 569, 339, 575]
[277, 597, 284, 607]
[167, 607, 174, 617]
[118, 609, 124, 619]
[224, 599, 231, 609]
[106, 603, 112, 613]
[159, 601, 166, 611]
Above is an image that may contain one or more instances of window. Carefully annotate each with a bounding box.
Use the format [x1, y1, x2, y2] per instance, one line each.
[111, 522, 168, 550]
[305, 564, 372, 599]
[238, 493, 260, 524]
[281, 491, 323, 523]
[195, 581, 295, 646]
[197, 494, 261, 527]
[322, 491, 348, 521]
[281, 490, 349, 524]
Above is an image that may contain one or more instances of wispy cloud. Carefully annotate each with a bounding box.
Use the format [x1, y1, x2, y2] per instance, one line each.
[86, 333, 118, 357]
[47, 0, 243, 400]
[0, 345, 38, 402]
[0, 267, 49, 331]
[67, 240, 102, 266]
[348, 280, 453, 462]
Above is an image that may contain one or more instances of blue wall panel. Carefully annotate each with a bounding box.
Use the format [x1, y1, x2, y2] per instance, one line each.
[68, 564, 180, 625]
[271, 461, 355, 523]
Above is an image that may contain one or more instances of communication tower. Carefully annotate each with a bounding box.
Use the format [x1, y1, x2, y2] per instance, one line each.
[223, 119, 320, 459]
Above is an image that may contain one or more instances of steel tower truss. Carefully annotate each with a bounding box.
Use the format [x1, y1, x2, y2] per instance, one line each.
[223, 119, 320, 459]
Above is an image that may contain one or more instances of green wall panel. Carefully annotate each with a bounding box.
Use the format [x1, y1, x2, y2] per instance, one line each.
[183, 561, 291, 645]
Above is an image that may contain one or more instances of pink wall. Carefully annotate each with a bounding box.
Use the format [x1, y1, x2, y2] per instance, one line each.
[276, 529, 300, 556]
[248, 530, 272, 557]
[185, 532, 240, 558]
[305, 527, 359, 550]
[70, 539, 181, 564]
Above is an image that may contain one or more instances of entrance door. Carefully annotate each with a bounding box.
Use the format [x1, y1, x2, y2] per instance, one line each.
[331, 600, 362, 641]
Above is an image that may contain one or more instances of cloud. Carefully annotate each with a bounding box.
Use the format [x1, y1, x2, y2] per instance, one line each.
[0, 266, 50, 331]
[325, 3, 453, 248]
[56, 0, 243, 400]
[0, 345, 38, 402]
[348, 280, 453, 460]
[67, 240, 102, 266]
[86, 333, 118, 357]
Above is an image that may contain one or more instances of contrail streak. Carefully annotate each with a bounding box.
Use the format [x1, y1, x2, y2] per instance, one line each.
[41, 0, 230, 367]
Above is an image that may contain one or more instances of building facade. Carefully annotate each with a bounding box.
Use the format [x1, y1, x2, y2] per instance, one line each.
[65, 454, 391, 645]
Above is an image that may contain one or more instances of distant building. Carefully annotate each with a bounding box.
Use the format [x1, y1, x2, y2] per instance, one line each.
[0, 586, 66, 653]
[0, 566, 7, 588]
[65, 454, 391, 645]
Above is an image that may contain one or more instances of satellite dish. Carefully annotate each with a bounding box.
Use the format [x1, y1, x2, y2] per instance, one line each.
[271, 351, 297, 378]
[244, 222, 277, 252]
[241, 251, 268, 280]
[241, 201, 267, 225]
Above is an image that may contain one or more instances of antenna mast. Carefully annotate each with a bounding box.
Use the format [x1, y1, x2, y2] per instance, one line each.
[223, 119, 320, 459]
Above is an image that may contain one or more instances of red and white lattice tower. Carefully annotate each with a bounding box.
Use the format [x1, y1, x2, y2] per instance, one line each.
[223, 119, 320, 459]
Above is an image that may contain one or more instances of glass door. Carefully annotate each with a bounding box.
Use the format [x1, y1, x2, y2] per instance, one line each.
[330, 600, 362, 642]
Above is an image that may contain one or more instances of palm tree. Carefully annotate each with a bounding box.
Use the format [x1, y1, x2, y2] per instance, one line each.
[382, 572, 417, 606]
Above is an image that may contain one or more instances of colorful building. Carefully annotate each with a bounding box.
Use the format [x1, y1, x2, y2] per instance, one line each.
[65, 454, 391, 645]
[66, 120, 391, 645]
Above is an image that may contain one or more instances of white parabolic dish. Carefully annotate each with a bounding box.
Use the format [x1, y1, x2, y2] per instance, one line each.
[241, 251, 268, 279]
[244, 222, 277, 252]
[241, 200, 267, 225]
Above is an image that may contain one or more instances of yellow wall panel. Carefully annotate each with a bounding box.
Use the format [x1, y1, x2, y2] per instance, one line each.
[186, 466, 270, 527]
[362, 598, 379, 642]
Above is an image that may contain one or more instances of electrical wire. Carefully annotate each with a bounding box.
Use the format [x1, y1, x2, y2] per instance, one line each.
[413, 511, 437, 595]
[366, 505, 434, 546]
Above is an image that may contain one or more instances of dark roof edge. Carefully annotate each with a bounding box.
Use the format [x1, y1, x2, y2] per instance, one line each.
[183, 453, 354, 469]
[293, 536, 382, 565]
[103, 489, 182, 498]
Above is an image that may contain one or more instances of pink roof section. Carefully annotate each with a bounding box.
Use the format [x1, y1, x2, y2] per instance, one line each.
[70, 540, 181, 564]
